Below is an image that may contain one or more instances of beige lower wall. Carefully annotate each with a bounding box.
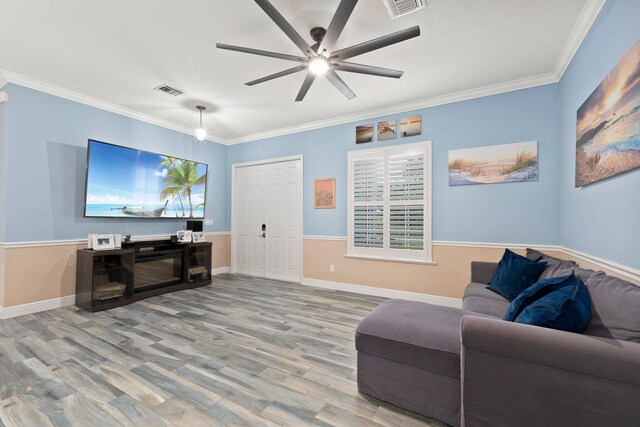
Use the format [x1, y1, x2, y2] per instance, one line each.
[207, 233, 231, 270]
[1, 234, 231, 308]
[1, 235, 636, 309]
[303, 240, 638, 298]
[304, 240, 559, 299]
[0, 247, 5, 307]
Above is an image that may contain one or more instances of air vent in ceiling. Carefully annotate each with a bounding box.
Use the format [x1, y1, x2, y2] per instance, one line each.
[153, 84, 184, 96]
[383, 0, 426, 19]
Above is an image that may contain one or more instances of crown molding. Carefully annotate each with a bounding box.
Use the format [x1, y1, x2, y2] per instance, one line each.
[552, 0, 607, 79]
[0, 69, 226, 144]
[224, 72, 559, 145]
[0, 70, 8, 90]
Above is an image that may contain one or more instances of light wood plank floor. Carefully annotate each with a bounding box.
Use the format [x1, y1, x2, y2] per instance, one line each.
[0, 274, 439, 426]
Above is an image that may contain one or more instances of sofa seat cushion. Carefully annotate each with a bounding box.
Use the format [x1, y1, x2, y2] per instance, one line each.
[462, 282, 510, 318]
[356, 300, 475, 379]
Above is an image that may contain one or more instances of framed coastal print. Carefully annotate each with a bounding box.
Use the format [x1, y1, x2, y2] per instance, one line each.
[314, 178, 335, 208]
[448, 141, 538, 186]
[377, 120, 397, 141]
[356, 124, 374, 144]
[576, 40, 640, 187]
[400, 115, 421, 137]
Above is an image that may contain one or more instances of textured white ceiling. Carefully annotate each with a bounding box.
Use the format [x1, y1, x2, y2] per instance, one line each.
[0, 0, 595, 143]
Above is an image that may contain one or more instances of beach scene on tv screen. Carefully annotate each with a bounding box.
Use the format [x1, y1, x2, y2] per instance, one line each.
[85, 142, 207, 218]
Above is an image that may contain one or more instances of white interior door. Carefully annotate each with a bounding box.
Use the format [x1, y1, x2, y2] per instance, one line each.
[234, 159, 302, 282]
[267, 160, 302, 282]
[236, 164, 267, 277]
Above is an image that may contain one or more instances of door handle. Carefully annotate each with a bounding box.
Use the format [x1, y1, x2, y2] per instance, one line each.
[256, 233, 266, 238]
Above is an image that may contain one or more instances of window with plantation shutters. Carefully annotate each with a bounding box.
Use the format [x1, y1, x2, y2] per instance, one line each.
[348, 141, 432, 262]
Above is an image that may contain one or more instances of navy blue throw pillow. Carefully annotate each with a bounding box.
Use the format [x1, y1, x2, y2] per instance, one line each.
[487, 249, 547, 301]
[503, 273, 592, 333]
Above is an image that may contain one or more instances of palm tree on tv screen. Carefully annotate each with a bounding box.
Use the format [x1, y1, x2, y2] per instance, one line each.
[162, 160, 206, 218]
[160, 186, 183, 217]
[160, 156, 186, 217]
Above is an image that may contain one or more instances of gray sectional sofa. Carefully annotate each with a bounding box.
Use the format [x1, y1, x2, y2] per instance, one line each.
[355, 250, 640, 427]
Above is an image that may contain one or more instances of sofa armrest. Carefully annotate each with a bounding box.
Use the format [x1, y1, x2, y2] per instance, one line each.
[460, 316, 640, 427]
[469, 261, 497, 284]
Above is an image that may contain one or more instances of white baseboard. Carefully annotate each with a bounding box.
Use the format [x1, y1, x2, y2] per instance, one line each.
[1, 295, 76, 320]
[301, 277, 462, 308]
[211, 266, 231, 275]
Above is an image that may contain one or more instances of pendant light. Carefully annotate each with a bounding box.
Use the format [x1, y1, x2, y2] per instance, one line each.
[195, 105, 207, 141]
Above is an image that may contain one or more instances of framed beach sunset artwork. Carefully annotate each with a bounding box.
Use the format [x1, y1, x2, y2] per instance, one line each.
[448, 141, 538, 186]
[314, 178, 335, 209]
[356, 124, 374, 144]
[400, 115, 421, 137]
[576, 40, 640, 187]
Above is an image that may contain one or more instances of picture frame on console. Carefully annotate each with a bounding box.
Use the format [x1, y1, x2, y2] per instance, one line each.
[192, 232, 205, 243]
[90, 234, 115, 251]
[177, 230, 192, 243]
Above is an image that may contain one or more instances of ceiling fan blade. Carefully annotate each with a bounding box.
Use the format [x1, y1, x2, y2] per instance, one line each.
[216, 43, 307, 62]
[325, 69, 356, 100]
[245, 64, 308, 86]
[295, 73, 317, 102]
[332, 61, 404, 78]
[318, 0, 359, 55]
[254, 0, 313, 55]
[331, 26, 420, 60]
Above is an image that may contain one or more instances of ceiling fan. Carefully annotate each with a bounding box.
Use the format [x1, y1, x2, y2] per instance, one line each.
[216, 0, 421, 102]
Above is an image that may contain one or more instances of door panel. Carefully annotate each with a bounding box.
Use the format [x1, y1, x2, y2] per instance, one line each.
[236, 165, 267, 277]
[235, 160, 301, 282]
[267, 161, 302, 282]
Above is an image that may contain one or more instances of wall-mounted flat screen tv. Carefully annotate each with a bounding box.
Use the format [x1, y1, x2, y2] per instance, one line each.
[84, 140, 208, 219]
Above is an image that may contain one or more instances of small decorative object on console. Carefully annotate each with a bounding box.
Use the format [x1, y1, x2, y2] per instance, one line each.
[192, 231, 205, 242]
[89, 234, 116, 251]
[176, 230, 192, 243]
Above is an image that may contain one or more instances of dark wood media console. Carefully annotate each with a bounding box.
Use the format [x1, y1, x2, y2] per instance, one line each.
[76, 239, 212, 312]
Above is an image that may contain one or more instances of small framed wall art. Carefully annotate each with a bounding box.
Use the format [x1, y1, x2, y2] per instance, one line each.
[400, 115, 421, 137]
[356, 124, 374, 144]
[192, 231, 205, 243]
[314, 178, 336, 209]
[377, 120, 397, 141]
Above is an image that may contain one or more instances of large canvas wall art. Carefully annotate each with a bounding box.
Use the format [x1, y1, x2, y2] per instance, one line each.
[448, 141, 538, 186]
[576, 40, 640, 187]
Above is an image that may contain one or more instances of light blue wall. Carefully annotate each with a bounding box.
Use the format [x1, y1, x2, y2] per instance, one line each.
[559, 0, 640, 269]
[0, 83, 8, 242]
[3, 83, 229, 243]
[227, 84, 562, 244]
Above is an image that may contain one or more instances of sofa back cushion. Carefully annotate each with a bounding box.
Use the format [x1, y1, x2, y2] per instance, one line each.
[583, 274, 640, 343]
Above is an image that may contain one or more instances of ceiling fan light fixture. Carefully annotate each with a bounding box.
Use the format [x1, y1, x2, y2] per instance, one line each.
[308, 57, 329, 75]
[195, 105, 207, 141]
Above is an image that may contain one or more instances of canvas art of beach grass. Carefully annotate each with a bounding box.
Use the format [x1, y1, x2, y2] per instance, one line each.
[448, 141, 538, 186]
[575, 40, 640, 187]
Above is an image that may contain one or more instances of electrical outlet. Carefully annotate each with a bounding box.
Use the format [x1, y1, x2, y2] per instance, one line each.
[204, 219, 213, 226]
[329, 264, 335, 273]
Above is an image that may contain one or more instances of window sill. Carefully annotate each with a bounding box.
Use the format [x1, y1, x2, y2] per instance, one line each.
[343, 255, 438, 266]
